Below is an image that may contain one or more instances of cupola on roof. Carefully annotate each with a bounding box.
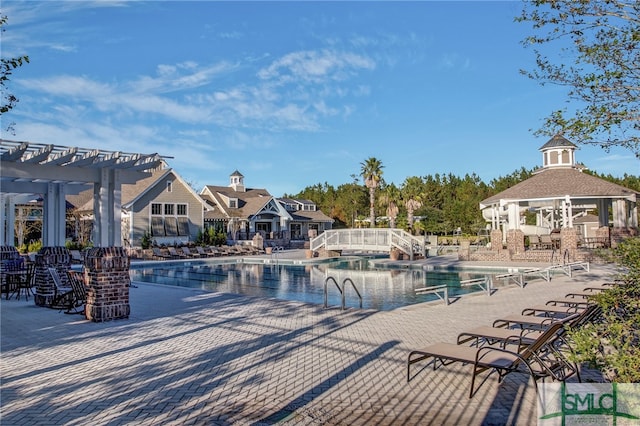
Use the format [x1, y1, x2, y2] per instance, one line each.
[539, 134, 578, 169]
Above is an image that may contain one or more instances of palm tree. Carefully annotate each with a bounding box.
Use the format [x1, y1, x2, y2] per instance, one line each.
[360, 157, 384, 228]
[379, 183, 401, 228]
[401, 176, 423, 234]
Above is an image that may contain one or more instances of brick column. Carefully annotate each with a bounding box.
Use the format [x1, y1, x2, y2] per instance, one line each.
[85, 247, 130, 322]
[506, 229, 525, 254]
[490, 229, 503, 252]
[34, 247, 71, 307]
[560, 228, 578, 262]
[458, 240, 470, 260]
[596, 226, 612, 248]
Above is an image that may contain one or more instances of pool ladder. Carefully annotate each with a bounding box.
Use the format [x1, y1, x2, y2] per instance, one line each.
[324, 276, 362, 310]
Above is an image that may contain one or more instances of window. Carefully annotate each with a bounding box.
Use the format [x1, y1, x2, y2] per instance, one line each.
[177, 204, 187, 215]
[229, 199, 237, 208]
[167, 181, 172, 192]
[164, 204, 174, 215]
[151, 203, 162, 215]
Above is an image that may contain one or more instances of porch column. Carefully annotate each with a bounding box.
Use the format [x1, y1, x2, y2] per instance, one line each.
[597, 199, 610, 227]
[0, 195, 5, 245]
[42, 182, 66, 247]
[613, 199, 626, 228]
[507, 203, 519, 231]
[93, 169, 123, 247]
[2, 195, 16, 245]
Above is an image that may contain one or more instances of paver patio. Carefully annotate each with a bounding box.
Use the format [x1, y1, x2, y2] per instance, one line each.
[1, 254, 616, 425]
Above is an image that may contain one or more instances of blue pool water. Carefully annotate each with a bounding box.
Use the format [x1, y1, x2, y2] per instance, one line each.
[130, 258, 492, 311]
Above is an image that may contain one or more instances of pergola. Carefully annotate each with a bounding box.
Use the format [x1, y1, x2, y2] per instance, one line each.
[0, 139, 164, 247]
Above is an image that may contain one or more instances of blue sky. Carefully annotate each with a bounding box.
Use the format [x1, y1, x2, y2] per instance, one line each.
[2, 1, 637, 196]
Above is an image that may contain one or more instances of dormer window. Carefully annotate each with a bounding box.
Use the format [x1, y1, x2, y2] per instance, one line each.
[229, 199, 237, 208]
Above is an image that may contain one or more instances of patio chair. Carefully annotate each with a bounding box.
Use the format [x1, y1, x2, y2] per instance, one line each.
[66, 269, 87, 315]
[407, 320, 579, 398]
[14, 262, 36, 301]
[69, 250, 84, 264]
[48, 267, 83, 314]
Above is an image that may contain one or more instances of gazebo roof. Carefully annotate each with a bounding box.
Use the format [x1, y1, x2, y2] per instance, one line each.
[480, 168, 638, 207]
[539, 134, 577, 151]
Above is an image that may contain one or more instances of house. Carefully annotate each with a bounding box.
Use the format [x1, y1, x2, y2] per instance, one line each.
[200, 171, 333, 245]
[278, 197, 334, 239]
[68, 162, 210, 248]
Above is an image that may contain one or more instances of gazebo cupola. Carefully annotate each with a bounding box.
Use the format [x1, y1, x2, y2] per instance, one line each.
[539, 134, 578, 169]
[229, 170, 245, 192]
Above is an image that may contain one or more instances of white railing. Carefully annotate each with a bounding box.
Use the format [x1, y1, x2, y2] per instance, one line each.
[310, 228, 426, 259]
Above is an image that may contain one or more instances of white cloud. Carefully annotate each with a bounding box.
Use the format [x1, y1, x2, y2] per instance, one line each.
[257, 49, 375, 84]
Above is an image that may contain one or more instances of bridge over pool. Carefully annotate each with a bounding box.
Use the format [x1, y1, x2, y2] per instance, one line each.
[309, 228, 427, 260]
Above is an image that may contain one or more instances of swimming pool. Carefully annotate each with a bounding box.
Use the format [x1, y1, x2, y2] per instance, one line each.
[130, 258, 495, 311]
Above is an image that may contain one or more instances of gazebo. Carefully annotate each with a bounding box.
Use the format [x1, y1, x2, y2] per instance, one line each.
[480, 135, 638, 241]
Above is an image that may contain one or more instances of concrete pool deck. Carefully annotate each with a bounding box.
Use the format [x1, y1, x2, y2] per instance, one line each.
[1, 251, 617, 425]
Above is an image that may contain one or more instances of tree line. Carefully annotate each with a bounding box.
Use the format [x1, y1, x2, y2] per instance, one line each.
[286, 160, 640, 236]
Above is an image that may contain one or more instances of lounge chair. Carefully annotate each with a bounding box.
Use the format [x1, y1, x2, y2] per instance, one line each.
[407, 320, 579, 398]
[167, 247, 186, 259]
[179, 246, 200, 258]
[457, 326, 544, 350]
[521, 304, 584, 317]
[206, 246, 222, 257]
[492, 314, 557, 330]
[152, 247, 172, 260]
[528, 235, 541, 249]
[195, 246, 211, 257]
[458, 305, 599, 351]
[540, 234, 554, 249]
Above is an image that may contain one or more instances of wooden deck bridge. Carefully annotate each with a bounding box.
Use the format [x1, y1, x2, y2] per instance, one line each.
[309, 228, 427, 260]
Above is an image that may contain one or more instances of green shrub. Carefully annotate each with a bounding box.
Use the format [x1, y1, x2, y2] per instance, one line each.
[141, 230, 153, 249]
[567, 237, 640, 382]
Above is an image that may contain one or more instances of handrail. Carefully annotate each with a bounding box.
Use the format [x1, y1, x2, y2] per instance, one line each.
[269, 245, 284, 263]
[460, 276, 493, 296]
[324, 276, 342, 309]
[341, 278, 362, 309]
[323, 276, 363, 310]
[415, 284, 450, 305]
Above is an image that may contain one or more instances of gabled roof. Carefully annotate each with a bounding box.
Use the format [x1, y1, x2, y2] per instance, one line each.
[122, 166, 209, 211]
[71, 166, 210, 212]
[481, 168, 638, 207]
[289, 209, 334, 223]
[201, 185, 274, 219]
